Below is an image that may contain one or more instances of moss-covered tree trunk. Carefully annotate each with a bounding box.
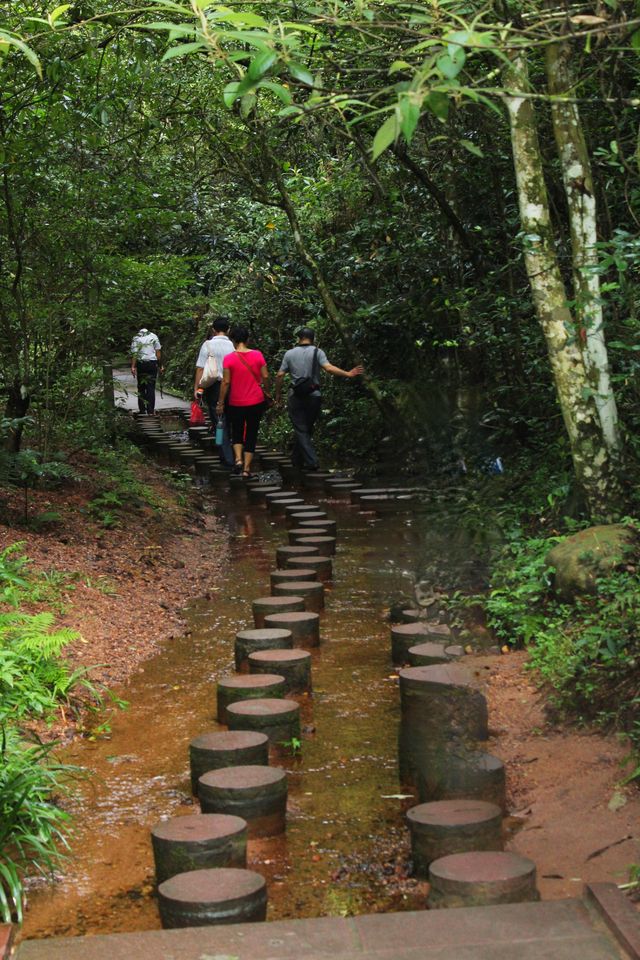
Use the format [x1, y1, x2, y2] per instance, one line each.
[504, 55, 623, 517]
[546, 38, 622, 462]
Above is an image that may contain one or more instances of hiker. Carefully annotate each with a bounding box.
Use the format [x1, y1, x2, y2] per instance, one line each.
[130, 327, 162, 414]
[275, 328, 364, 471]
[194, 315, 235, 467]
[216, 324, 270, 477]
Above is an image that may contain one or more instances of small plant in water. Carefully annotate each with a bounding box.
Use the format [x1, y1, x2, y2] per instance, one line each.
[280, 736, 302, 756]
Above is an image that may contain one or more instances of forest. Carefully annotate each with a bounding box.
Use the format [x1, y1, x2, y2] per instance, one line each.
[1, 0, 640, 928]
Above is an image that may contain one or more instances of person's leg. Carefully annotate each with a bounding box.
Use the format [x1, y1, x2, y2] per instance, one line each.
[228, 405, 245, 470]
[204, 383, 218, 427]
[287, 393, 319, 469]
[137, 365, 148, 413]
[146, 369, 157, 414]
[242, 403, 263, 474]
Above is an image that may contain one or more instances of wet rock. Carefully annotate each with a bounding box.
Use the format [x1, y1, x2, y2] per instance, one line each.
[547, 523, 638, 599]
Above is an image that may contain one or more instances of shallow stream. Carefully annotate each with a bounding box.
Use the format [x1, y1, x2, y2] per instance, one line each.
[21, 488, 482, 941]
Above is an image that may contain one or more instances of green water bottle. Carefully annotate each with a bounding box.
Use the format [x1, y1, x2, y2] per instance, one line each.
[215, 416, 224, 445]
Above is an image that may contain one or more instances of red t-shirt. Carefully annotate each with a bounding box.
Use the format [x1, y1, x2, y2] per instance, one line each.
[223, 350, 267, 406]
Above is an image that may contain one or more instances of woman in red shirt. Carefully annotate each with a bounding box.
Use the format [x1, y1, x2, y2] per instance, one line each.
[217, 324, 269, 476]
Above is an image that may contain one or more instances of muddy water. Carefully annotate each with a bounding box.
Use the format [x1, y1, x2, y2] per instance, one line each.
[21, 491, 475, 942]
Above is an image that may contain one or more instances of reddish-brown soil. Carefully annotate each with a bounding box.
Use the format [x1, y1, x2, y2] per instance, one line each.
[0, 451, 227, 739]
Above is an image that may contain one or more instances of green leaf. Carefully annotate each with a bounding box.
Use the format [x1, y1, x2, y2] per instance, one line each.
[631, 29, 640, 51]
[389, 59, 411, 75]
[399, 98, 420, 143]
[278, 104, 303, 118]
[460, 139, 483, 158]
[222, 81, 240, 108]
[425, 91, 449, 121]
[49, 3, 71, 24]
[259, 81, 293, 105]
[161, 41, 206, 60]
[240, 92, 257, 118]
[215, 10, 269, 28]
[372, 112, 399, 160]
[0, 31, 42, 77]
[437, 49, 465, 80]
[248, 50, 277, 80]
[288, 62, 313, 86]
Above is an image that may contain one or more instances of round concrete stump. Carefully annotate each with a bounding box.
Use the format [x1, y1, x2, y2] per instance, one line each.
[294, 535, 336, 556]
[302, 471, 331, 489]
[151, 813, 248, 884]
[157, 867, 267, 928]
[199, 765, 288, 837]
[264, 610, 321, 647]
[189, 731, 269, 794]
[226, 697, 301, 748]
[399, 665, 488, 742]
[391, 622, 451, 664]
[398, 608, 423, 623]
[217, 674, 286, 723]
[270, 568, 318, 592]
[427, 851, 539, 909]
[288, 527, 332, 545]
[416, 749, 506, 810]
[273, 580, 324, 612]
[234, 628, 293, 671]
[407, 642, 451, 667]
[298, 518, 338, 536]
[406, 800, 503, 877]
[247, 484, 282, 504]
[249, 648, 312, 694]
[285, 503, 324, 519]
[268, 498, 306, 516]
[276, 544, 320, 569]
[285, 555, 333, 581]
[286, 510, 328, 527]
[252, 595, 305, 629]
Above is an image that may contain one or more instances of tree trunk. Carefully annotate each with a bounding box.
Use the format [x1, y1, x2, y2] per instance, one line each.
[546, 38, 622, 461]
[504, 55, 623, 517]
[4, 378, 30, 453]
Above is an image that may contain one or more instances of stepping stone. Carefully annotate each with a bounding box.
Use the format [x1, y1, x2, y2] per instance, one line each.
[265, 490, 301, 503]
[189, 731, 269, 795]
[157, 867, 267, 928]
[445, 644, 465, 658]
[285, 555, 333, 581]
[360, 495, 420, 513]
[427, 851, 539, 909]
[151, 813, 248, 884]
[301, 471, 331, 489]
[216, 674, 286, 724]
[285, 503, 323, 518]
[226, 697, 301, 747]
[416, 749, 507, 811]
[234, 628, 293, 671]
[268, 498, 305, 516]
[407, 642, 451, 666]
[247, 485, 283, 504]
[264, 610, 321, 647]
[199, 765, 288, 837]
[276, 544, 321, 569]
[406, 800, 503, 877]
[273, 580, 325, 612]
[286, 510, 329, 527]
[398, 607, 423, 623]
[270, 568, 318, 591]
[249, 648, 312, 694]
[391, 622, 451, 664]
[252, 595, 305, 629]
[324, 481, 362, 498]
[298, 518, 338, 536]
[288, 527, 332, 545]
[290, 535, 337, 556]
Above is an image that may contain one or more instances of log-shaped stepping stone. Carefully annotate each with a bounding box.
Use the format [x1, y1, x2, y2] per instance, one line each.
[270, 568, 318, 592]
[273, 580, 324, 613]
[398, 607, 423, 623]
[406, 800, 503, 877]
[264, 610, 321, 648]
[416, 749, 506, 811]
[361, 495, 419, 513]
[446, 644, 465, 658]
[399, 665, 488, 742]
[217, 675, 286, 724]
[407, 642, 451, 666]
[252, 595, 305, 629]
[427, 851, 539, 909]
[228, 475, 249, 495]
[286, 511, 329, 528]
[324, 481, 362, 498]
[301, 471, 331, 489]
[391, 621, 451, 664]
[285, 555, 333, 581]
[265, 490, 300, 503]
[285, 502, 323, 518]
[298, 518, 338, 536]
[157, 867, 267, 928]
[151, 813, 248, 884]
[276, 544, 320, 569]
[199, 765, 288, 837]
[227, 698, 301, 747]
[249, 648, 312, 694]
[293, 535, 336, 556]
[247, 484, 283, 504]
[269, 498, 305, 516]
[188, 427, 209, 443]
[189, 731, 269, 794]
[288, 527, 332, 545]
[234, 628, 293, 671]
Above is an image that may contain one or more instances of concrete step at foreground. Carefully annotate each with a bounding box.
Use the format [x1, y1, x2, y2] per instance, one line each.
[16, 896, 634, 960]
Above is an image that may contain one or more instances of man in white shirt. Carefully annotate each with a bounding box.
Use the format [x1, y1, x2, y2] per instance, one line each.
[194, 316, 235, 466]
[131, 328, 162, 414]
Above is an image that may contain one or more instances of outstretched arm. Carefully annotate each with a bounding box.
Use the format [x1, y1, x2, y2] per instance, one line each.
[322, 362, 365, 379]
[275, 370, 286, 403]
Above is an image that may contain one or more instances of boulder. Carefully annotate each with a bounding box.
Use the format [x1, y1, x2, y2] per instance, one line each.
[547, 524, 637, 599]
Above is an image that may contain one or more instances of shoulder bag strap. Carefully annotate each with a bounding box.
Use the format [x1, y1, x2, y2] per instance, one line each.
[235, 350, 262, 386]
[310, 346, 319, 385]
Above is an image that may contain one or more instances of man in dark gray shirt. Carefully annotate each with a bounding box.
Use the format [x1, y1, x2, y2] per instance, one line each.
[275, 327, 364, 470]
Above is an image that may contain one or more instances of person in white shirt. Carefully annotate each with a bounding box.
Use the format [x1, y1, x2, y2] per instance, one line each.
[130, 328, 162, 414]
[194, 316, 235, 466]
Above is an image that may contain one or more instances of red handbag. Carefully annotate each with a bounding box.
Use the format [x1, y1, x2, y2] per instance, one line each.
[189, 401, 206, 426]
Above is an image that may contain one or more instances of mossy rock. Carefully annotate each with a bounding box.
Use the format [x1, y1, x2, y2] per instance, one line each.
[547, 524, 638, 599]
